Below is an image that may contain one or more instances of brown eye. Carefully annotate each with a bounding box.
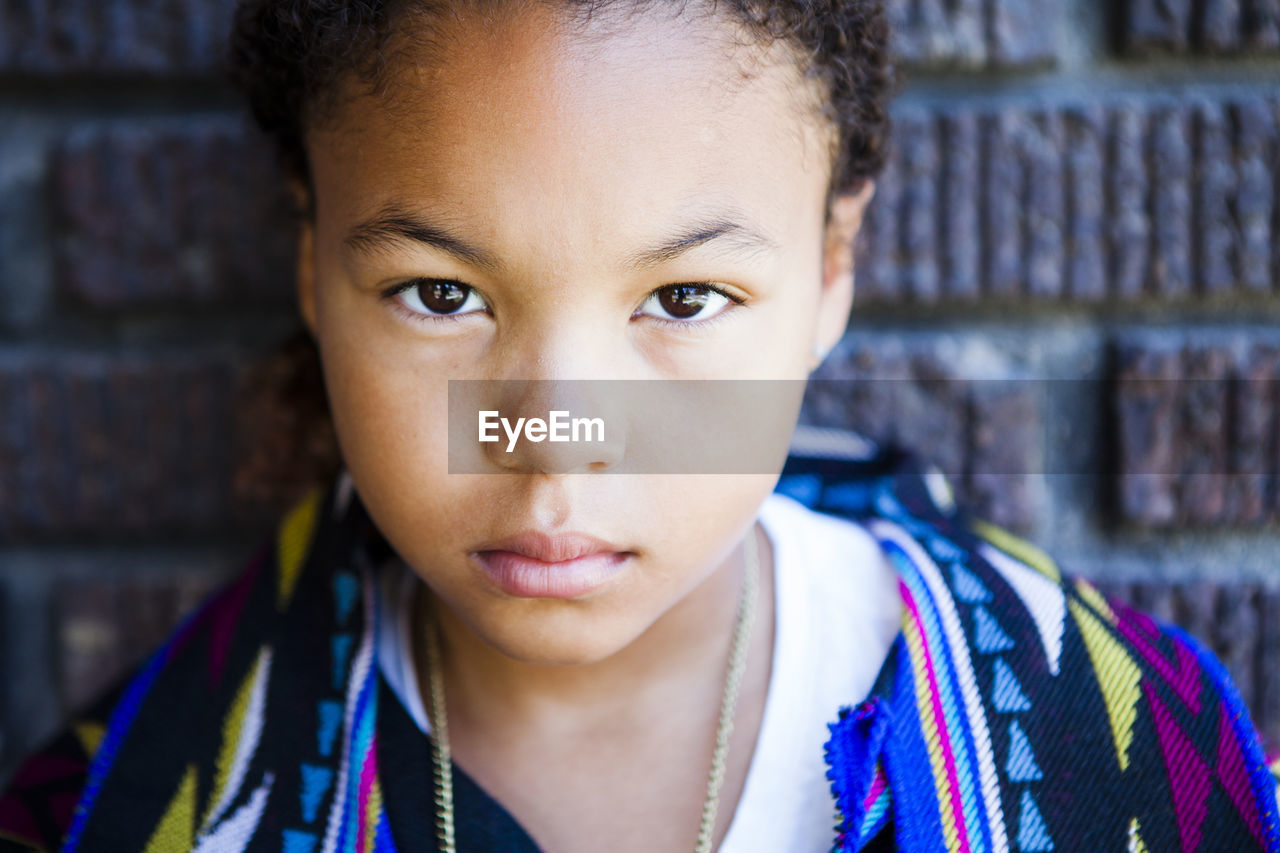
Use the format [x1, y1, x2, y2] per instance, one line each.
[638, 284, 734, 323]
[395, 279, 487, 317]
[422, 281, 467, 313]
[659, 285, 711, 318]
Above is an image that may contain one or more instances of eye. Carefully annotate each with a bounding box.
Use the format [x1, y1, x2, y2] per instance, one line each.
[635, 284, 738, 323]
[389, 278, 488, 317]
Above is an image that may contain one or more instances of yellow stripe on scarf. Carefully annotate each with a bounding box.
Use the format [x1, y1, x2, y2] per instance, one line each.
[143, 765, 197, 853]
[277, 487, 324, 611]
[1069, 599, 1143, 772]
[971, 519, 1061, 583]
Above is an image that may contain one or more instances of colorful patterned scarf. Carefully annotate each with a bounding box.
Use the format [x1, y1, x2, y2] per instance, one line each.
[2, 436, 1278, 852]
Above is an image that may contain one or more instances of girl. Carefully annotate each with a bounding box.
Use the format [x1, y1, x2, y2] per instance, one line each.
[2, 1, 1277, 851]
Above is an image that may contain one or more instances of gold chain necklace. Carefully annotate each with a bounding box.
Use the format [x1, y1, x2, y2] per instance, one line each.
[423, 529, 760, 853]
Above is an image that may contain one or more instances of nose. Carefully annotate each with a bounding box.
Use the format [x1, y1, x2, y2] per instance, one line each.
[482, 378, 627, 474]
[457, 316, 631, 475]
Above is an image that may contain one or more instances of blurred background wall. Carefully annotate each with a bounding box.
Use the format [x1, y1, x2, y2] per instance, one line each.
[2, 0, 1280, 785]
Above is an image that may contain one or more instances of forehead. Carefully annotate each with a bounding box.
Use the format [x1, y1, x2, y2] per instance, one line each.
[305, 3, 833, 258]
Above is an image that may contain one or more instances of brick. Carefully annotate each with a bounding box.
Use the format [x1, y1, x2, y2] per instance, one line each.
[894, 354, 968, 481]
[0, 575, 63, 780]
[1204, 0, 1246, 50]
[1272, 360, 1280, 519]
[1234, 99, 1276, 293]
[935, 0, 986, 64]
[53, 120, 295, 308]
[1227, 346, 1279, 524]
[939, 111, 982, 300]
[887, 0, 985, 66]
[0, 584, 5, 772]
[983, 110, 1025, 299]
[1115, 346, 1181, 525]
[1245, 0, 1280, 49]
[898, 110, 941, 303]
[885, 0, 922, 65]
[56, 573, 221, 713]
[0, 0, 237, 74]
[1063, 107, 1107, 301]
[0, 135, 53, 332]
[951, 0, 988, 57]
[968, 382, 1041, 530]
[989, 0, 1055, 64]
[1150, 106, 1194, 299]
[853, 95, 1280, 307]
[1114, 341, 1280, 527]
[1109, 105, 1152, 301]
[886, 0, 1054, 67]
[1195, 102, 1238, 295]
[806, 346, 901, 439]
[1179, 347, 1231, 523]
[885, 5, 913, 64]
[1123, 0, 1280, 52]
[0, 353, 240, 537]
[851, 205, 881, 302]
[1024, 112, 1066, 299]
[1214, 583, 1260, 708]
[854, 132, 902, 303]
[1132, 581, 1179, 625]
[1275, 99, 1280, 293]
[0, 0, 96, 71]
[1125, 0, 1194, 51]
[806, 341, 1042, 530]
[804, 349, 911, 446]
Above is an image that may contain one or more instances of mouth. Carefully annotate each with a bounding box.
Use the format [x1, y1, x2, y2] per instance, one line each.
[471, 532, 635, 599]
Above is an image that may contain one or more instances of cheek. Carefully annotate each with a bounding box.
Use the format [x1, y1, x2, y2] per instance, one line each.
[647, 474, 775, 557]
[314, 323, 460, 532]
[740, 278, 824, 378]
[312, 276, 461, 487]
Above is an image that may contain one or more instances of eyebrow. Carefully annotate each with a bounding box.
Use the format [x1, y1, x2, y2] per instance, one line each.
[343, 204, 779, 272]
[343, 206, 502, 272]
[626, 216, 780, 270]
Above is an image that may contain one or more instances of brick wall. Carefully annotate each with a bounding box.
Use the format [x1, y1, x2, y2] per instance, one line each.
[2, 0, 1280, 785]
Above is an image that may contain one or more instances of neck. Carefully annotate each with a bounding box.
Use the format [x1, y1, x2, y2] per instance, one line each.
[414, 524, 773, 737]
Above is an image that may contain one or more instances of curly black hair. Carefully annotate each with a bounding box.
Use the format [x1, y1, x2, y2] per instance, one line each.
[227, 0, 893, 506]
[228, 0, 893, 200]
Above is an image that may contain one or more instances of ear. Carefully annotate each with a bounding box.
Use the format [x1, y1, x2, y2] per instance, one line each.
[290, 178, 318, 337]
[812, 179, 875, 371]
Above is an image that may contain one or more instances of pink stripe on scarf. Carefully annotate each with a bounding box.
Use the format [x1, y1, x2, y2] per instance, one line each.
[356, 735, 380, 852]
[902, 580, 973, 853]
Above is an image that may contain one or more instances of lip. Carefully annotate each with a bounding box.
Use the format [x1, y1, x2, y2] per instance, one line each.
[471, 532, 634, 599]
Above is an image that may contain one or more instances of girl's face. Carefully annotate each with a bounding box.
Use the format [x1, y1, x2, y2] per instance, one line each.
[298, 3, 871, 664]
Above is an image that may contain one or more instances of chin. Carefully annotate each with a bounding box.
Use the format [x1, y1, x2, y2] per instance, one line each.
[468, 602, 649, 666]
